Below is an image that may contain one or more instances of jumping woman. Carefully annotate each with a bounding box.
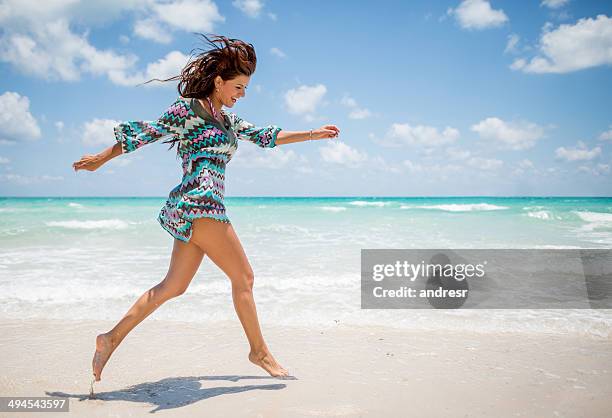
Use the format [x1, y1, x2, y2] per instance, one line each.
[72, 34, 340, 384]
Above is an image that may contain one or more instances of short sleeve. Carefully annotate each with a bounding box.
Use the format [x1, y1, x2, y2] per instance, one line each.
[114, 97, 189, 154]
[228, 112, 281, 148]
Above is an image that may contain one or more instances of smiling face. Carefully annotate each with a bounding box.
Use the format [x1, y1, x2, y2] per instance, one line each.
[215, 74, 250, 108]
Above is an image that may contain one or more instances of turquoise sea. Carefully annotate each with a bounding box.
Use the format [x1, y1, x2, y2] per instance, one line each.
[1, 196, 611, 337]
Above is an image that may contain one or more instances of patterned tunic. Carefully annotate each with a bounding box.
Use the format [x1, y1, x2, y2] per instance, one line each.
[113, 96, 281, 242]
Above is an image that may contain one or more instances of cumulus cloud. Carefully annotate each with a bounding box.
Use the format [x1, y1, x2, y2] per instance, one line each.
[447, 0, 508, 30]
[0, 173, 64, 185]
[384, 122, 460, 147]
[82, 118, 121, 147]
[319, 141, 368, 167]
[555, 141, 602, 161]
[541, 0, 570, 9]
[340, 94, 371, 120]
[445, 147, 472, 160]
[133, 18, 172, 44]
[504, 33, 520, 54]
[284, 84, 327, 120]
[111, 50, 189, 86]
[511, 15, 612, 74]
[466, 156, 503, 170]
[471, 117, 545, 150]
[233, 0, 264, 18]
[233, 143, 307, 170]
[577, 163, 610, 176]
[135, 0, 224, 43]
[0, 0, 221, 84]
[598, 126, 612, 141]
[270, 47, 286, 58]
[0, 91, 41, 143]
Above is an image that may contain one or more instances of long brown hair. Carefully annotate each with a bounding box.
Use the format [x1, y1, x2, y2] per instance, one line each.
[143, 33, 257, 150]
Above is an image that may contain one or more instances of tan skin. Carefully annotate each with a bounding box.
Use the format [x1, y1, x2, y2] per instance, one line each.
[72, 74, 340, 382]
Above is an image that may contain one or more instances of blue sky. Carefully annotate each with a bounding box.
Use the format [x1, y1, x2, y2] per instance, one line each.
[1, 0, 611, 197]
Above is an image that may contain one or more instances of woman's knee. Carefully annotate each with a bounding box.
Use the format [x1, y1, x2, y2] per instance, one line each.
[156, 279, 188, 299]
[231, 270, 255, 293]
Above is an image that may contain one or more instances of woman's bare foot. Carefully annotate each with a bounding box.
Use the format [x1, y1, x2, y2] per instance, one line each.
[92, 333, 117, 381]
[248, 349, 289, 377]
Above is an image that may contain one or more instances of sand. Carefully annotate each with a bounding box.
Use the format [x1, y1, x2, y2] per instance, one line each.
[0, 318, 610, 417]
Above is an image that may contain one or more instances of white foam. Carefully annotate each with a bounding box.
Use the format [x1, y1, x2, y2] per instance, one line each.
[527, 210, 552, 220]
[420, 203, 509, 212]
[349, 200, 390, 207]
[67, 202, 84, 208]
[45, 219, 129, 230]
[574, 211, 612, 225]
[319, 206, 347, 212]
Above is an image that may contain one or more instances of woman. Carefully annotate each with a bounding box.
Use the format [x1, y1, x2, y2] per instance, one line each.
[72, 34, 340, 383]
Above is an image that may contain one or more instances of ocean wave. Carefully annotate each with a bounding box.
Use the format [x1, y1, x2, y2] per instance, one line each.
[67, 202, 84, 208]
[45, 219, 129, 230]
[348, 201, 390, 207]
[573, 211, 612, 231]
[526, 210, 553, 220]
[319, 206, 347, 212]
[420, 203, 509, 212]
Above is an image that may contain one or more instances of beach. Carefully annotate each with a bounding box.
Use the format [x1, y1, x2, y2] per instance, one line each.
[1, 318, 610, 417]
[1, 196, 611, 416]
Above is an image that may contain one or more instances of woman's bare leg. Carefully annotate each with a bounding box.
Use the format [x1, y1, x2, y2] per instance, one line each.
[190, 218, 288, 377]
[92, 238, 205, 381]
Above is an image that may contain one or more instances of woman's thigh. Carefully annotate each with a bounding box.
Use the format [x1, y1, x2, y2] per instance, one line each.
[189, 218, 254, 285]
[161, 238, 206, 295]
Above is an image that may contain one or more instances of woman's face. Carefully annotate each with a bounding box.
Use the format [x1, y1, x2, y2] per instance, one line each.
[215, 74, 250, 108]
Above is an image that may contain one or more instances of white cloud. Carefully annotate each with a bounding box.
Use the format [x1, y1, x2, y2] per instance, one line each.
[467, 156, 503, 170]
[0, 19, 137, 82]
[270, 47, 286, 58]
[284, 84, 327, 118]
[319, 141, 367, 167]
[0, 91, 41, 142]
[0, 0, 221, 84]
[151, 0, 224, 34]
[82, 118, 121, 147]
[235, 145, 298, 168]
[555, 141, 602, 161]
[403, 159, 424, 173]
[577, 163, 610, 176]
[55, 121, 64, 131]
[448, 0, 508, 30]
[385, 122, 460, 147]
[598, 126, 612, 141]
[471, 117, 545, 150]
[340, 94, 371, 120]
[0, 173, 64, 184]
[233, 0, 263, 18]
[446, 147, 471, 160]
[504, 33, 520, 54]
[111, 50, 189, 86]
[133, 18, 172, 44]
[0, 156, 10, 164]
[518, 159, 534, 169]
[511, 15, 612, 74]
[541, 0, 570, 9]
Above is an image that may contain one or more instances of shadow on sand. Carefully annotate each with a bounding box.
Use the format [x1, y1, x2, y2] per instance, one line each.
[46, 374, 297, 413]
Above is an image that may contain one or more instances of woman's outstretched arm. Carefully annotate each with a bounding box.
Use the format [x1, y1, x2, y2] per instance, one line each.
[275, 125, 340, 146]
[72, 142, 123, 172]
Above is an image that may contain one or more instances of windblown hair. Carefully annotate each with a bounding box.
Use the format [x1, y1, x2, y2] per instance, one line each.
[144, 33, 257, 98]
[142, 34, 257, 151]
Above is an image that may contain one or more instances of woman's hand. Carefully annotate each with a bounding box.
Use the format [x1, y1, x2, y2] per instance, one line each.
[312, 125, 340, 140]
[72, 154, 106, 172]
